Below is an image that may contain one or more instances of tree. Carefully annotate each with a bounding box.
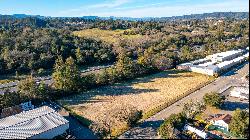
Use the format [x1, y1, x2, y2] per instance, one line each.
[75, 47, 85, 64]
[182, 100, 206, 120]
[17, 76, 44, 102]
[115, 54, 135, 79]
[158, 113, 186, 139]
[96, 69, 109, 85]
[229, 109, 249, 138]
[52, 56, 81, 91]
[203, 92, 225, 108]
[0, 90, 22, 110]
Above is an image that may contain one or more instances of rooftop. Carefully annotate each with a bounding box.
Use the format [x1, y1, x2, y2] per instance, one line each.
[210, 114, 232, 124]
[0, 106, 69, 139]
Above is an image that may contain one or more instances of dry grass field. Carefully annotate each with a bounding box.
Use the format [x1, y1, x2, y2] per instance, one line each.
[58, 70, 213, 136]
[73, 28, 142, 44]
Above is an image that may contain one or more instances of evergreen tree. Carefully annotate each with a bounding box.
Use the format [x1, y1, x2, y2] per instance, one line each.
[229, 109, 249, 138]
[52, 56, 81, 91]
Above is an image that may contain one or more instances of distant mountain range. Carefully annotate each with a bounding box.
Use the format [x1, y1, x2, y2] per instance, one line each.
[0, 12, 249, 21]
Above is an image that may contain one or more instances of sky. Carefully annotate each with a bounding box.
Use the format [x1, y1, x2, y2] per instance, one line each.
[0, 0, 249, 17]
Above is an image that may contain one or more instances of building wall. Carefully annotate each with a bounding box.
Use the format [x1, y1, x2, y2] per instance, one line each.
[29, 123, 69, 139]
[190, 66, 217, 76]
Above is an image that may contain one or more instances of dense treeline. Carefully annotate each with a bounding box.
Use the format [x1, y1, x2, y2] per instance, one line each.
[0, 14, 249, 75]
[0, 15, 249, 75]
[0, 27, 116, 74]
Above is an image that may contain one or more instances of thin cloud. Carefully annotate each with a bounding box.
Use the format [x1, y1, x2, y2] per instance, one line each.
[57, 0, 249, 17]
[89, 0, 131, 8]
[59, 0, 131, 15]
[77, 0, 249, 18]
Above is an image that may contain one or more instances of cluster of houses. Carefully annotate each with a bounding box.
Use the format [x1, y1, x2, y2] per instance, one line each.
[184, 114, 233, 139]
[0, 103, 69, 139]
[177, 48, 249, 76]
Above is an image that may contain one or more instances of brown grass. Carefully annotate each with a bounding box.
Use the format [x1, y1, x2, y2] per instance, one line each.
[73, 28, 142, 44]
[58, 70, 213, 136]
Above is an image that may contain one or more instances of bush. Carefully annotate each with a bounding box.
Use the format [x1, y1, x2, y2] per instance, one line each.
[158, 113, 186, 139]
[90, 105, 142, 138]
[203, 92, 225, 108]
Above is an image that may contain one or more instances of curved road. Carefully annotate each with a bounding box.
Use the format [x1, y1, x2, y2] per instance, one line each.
[118, 62, 249, 139]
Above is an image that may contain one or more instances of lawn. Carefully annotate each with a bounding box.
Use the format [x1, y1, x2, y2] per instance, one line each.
[73, 28, 142, 44]
[57, 70, 213, 137]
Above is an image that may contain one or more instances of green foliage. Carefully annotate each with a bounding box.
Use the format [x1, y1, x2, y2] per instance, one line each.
[17, 75, 45, 101]
[203, 92, 225, 108]
[115, 54, 135, 79]
[158, 113, 186, 139]
[52, 56, 81, 92]
[0, 90, 22, 110]
[229, 109, 249, 138]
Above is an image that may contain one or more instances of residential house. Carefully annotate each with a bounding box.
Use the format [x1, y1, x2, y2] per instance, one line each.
[209, 114, 232, 131]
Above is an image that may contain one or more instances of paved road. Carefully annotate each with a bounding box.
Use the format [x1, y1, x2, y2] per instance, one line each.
[119, 62, 249, 139]
[0, 64, 114, 94]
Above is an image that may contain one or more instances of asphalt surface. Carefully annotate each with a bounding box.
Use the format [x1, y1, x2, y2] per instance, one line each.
[0, 64, 113, 94]
[118, 62, 249, 139]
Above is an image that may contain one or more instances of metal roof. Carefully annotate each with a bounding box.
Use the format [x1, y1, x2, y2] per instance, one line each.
[0, 106, 69, 139]
[206, 50, 242, 59]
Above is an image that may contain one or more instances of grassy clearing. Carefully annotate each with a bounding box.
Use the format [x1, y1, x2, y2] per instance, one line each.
[58, 69, 213, 137]
[73, 28, 142, 44]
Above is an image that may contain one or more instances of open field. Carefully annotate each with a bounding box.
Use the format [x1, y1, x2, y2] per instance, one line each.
[58, 69, 213, 136]
[73, 28, 142, 44]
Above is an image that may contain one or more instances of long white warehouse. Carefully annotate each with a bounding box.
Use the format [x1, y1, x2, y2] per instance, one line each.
[177, 48, 248, 76]
[0, 106, 69, 139]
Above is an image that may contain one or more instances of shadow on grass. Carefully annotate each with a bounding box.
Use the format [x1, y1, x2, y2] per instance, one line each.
[58, 69, 192, 107]
[129, 69, 190, 84]
[221, 101, 249, 111]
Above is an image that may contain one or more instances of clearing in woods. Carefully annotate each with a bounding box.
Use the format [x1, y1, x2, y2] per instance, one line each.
[73, 28, 142, 44]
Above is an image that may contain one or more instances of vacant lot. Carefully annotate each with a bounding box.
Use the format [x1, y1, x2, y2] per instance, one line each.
[58, 70, 213, 136]
[73, 28, 142, 44]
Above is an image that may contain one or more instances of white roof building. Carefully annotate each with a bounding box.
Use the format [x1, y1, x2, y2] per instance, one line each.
[184, 124, 207, 139]
[209, 114, 232, 131]
[230, 87, 249, 100]
[206, 50, 242, 62]
[0, 106, 69, 139]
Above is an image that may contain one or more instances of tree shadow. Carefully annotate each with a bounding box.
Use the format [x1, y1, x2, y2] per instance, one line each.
[60, 85, 159, 106]
[129, 70, 189, 84]
[64, 115, 98, 139]
[221, 101, 249, 111]
[58, 69, 189, 107]
[120, 120, 164, 139]
[139, 120, 164, 129]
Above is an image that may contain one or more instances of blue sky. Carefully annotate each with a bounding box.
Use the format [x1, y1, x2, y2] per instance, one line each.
[0, 0, 249, 17]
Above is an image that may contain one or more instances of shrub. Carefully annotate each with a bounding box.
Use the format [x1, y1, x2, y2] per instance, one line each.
[203, 92, 225, 108]
[90, 105, 142, 138]
[158, 113, 186, 139]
